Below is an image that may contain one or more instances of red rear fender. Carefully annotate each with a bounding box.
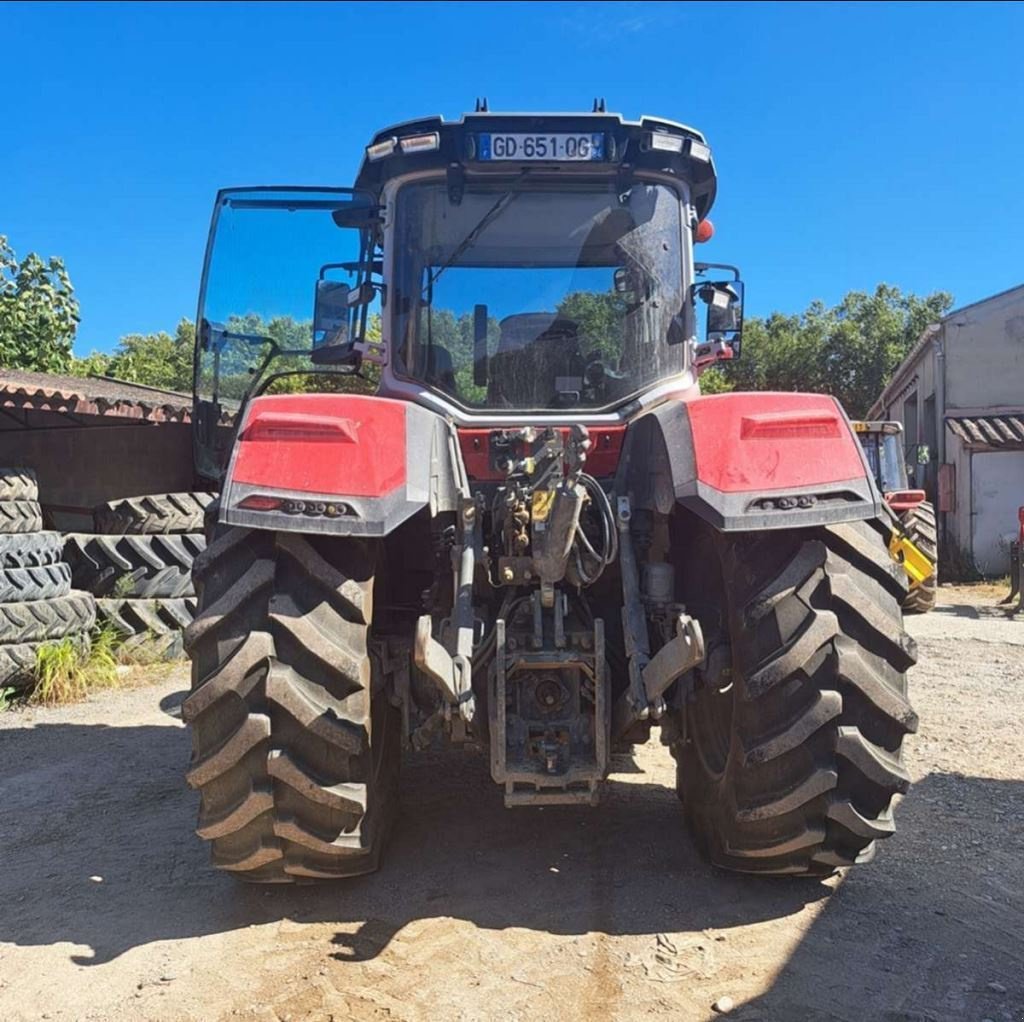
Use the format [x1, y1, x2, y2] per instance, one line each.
[617, 392, 882, 531]
[221, 393, 461, 537]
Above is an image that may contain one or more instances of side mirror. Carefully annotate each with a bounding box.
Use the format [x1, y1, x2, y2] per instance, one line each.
[312, 281, 359, 364]
[691, 279, 743, 368]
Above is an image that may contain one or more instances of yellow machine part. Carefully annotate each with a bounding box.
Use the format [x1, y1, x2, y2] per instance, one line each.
[531, 488, 556, 523]
[889, 531, 933, 590]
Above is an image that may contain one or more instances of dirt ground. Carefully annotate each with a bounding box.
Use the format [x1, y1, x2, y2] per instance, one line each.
[1, 583, 1022, 1022]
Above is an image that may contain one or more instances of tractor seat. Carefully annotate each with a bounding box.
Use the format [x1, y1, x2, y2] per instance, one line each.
[424, 344, 457, 395]
[489, 313, 584, 407]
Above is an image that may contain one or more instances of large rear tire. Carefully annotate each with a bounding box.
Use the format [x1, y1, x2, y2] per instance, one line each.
[183, 526, 400, 883]
[675, 518, 918, 875]
[900, 501, 937, 614]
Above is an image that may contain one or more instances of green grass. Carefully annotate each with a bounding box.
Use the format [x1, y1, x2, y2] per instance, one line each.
[111, 574, 138, 599]
[31, 624, 121, 706]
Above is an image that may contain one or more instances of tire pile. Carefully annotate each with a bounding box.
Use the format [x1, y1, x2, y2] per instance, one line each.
[63, 492, 213, 659]
[0, 468, 96, 691]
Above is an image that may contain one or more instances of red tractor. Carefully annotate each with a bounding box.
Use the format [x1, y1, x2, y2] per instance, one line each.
[853, 420, 938, 613]
[184, 109, 917, 882]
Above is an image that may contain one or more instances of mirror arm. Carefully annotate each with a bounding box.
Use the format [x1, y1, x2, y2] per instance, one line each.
[694, 261, 741, 280]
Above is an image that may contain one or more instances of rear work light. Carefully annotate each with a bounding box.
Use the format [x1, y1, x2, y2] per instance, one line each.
[646, 132, 684, 153]
[687, 139, 712, 163]
[366, 138, 397, 161]
[399, 132, 440, 154]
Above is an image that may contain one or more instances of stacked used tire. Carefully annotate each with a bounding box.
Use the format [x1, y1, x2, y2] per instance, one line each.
[63, 492, 213, 659]
[0, 468, 96, 691]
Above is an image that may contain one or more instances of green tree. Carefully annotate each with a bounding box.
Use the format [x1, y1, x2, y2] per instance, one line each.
[72, 318, 195, 391]
[707, 285, 952, 417]
[0, 235, 80, 372]
[113, 319, 194, 390]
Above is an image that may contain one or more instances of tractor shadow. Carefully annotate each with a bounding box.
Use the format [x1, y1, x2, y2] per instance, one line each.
[0, 718, 827, 967]
[1, 716, 1021, 1022]
[733, 771, 1024, 1021]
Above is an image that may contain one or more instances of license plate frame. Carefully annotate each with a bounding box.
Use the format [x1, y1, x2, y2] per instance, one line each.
[476, 132, 606, 162]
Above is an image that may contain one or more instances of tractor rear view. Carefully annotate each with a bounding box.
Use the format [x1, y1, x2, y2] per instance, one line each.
[183, 107, 918, 882]
[854, 420, 938, 613]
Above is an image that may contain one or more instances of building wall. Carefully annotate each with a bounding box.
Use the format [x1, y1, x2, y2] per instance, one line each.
[870, 284, 1024, 578]
[0, 422, 194, 530]
[944, 286, 1024, 412]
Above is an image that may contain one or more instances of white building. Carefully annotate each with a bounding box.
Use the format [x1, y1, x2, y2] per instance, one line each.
[868, 284, 1024, 577]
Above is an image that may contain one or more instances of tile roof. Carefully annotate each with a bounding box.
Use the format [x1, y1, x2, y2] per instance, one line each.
[946, 415, 1024, 447]
[0, 368, 193, 423]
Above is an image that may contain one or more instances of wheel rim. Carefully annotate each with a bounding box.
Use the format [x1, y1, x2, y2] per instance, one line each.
[690, 648, 735, 781]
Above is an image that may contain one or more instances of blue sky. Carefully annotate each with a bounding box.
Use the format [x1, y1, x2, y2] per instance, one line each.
[2, 0, 1022, 355]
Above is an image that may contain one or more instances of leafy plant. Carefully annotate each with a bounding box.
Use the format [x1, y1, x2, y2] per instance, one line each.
[0, 235, 80, 372]
[0, 685, 18, 711]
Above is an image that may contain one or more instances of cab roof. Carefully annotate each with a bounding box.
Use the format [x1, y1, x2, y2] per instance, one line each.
[354, 110, 717, 220]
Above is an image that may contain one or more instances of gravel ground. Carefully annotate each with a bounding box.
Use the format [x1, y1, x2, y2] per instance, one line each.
[0, 584, 1022, 1022]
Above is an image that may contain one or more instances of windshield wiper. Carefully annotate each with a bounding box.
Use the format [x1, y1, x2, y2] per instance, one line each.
[429, 170, 531, 288]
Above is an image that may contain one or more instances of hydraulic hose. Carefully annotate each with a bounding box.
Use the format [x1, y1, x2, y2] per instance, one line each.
[570, 474, 618, 585]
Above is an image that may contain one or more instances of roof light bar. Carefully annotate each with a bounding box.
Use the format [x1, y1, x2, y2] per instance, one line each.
[647, 132, 684, 154]
[366, 138, 397, 161]
[399, 131, 440, 154]
[687, 139, 712, 163]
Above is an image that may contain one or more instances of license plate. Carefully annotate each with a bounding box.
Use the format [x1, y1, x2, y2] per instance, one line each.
[476, 133, 605, 162]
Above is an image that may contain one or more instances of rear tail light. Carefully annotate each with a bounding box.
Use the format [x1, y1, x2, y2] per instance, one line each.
[237, 494, 353, 518]
[237, 495, 283, 512]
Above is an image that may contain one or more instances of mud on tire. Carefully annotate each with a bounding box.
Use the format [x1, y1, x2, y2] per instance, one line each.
[183, 526, 400, 882]
[674, 517, 918, 875]
[900, 501, 937, 614]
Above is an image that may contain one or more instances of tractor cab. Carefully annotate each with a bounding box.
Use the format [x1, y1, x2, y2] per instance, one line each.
[192, 110, 744, 477]
[852, 419, 928, 510]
